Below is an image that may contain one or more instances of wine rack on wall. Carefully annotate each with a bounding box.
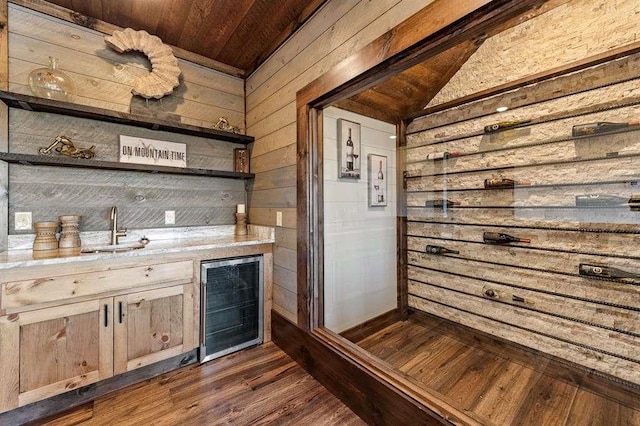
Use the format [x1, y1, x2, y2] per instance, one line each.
[403, 53, 640, 387]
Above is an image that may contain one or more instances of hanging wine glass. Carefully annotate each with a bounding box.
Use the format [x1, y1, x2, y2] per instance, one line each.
[28, 57, 76, 101]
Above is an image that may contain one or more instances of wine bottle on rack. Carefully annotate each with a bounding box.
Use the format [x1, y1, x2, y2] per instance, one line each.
[483, 232, 531, 244]
[484, 178, 531, 189]
[426, 151, 460, 161]
[424, 199, 460, 208]
[484, 119, 531, 133]
[575, 194, 629, 207]
[572, 121, 640, 137]
[628, 195, 640, 211]
[579, 263, 640, 280]
[425, 245, 460, 255]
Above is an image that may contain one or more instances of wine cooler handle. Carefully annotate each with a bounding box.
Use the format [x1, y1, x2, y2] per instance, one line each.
[119, 301, 124, 323]
[104, 304, 108, 327]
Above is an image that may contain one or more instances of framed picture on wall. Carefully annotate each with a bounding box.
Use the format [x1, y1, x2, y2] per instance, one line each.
[368, 154, 387, 207]
[337, 119, 361, 179]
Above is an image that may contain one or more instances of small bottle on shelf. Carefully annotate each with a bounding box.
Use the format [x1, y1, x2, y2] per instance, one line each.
[424, 199, 460, 208]
[425, 245, 460, 255]
[483, 232, 530, 244]
[426, 151, 460, 161]
[483, 178, 531, 189]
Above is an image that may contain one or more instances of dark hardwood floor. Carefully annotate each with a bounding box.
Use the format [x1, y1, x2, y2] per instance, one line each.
[354, 315, 640, 426]
[36, 342, 365, 426]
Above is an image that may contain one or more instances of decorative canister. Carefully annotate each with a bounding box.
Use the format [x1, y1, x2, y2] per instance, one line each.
[32, 221, 59, 259]
[58, 215, 82, 256]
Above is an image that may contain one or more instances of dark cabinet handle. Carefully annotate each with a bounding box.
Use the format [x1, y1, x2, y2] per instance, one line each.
[104, 304, 108, 327]
[119, 301, 124, 323]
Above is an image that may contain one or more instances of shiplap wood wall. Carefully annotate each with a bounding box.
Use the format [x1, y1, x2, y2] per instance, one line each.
[405, 55, 640, 385]
[4, 5, 246, 236]
[246, 0, 433, 324]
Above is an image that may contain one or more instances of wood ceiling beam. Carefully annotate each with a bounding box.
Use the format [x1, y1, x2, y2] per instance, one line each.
[8, 0, 245, 77]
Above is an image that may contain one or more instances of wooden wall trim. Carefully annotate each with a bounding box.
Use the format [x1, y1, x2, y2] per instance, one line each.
[8, 0, 244, 78]
[0, 0, 7, 91]
[339, 308, 401, 343]
[296, 0, 548, 109]
[272, 310, 472, 425]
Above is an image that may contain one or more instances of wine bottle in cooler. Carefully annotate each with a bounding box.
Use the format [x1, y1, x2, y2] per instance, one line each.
[376, 160, 384, 203]
[575, 194, 629, 207]
[426, 151, 460, 161]
[484, 119, 531, 133]
[484, 178, 531, 189]
[424, 199, 460, 208]
[345, 128, 354, 171]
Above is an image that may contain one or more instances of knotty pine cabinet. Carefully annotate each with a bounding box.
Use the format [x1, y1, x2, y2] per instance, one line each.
[0, 259, 197, 413]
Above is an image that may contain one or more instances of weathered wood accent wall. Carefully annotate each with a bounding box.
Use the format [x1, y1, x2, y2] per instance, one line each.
[246, 0, 434, 324]
[404, 50, 640, 386]
[4, 4, 246, 235]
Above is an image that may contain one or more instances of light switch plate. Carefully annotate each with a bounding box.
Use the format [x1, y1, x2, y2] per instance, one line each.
[276, 211, 282, 227]
[15, 212, 32, 230]
[165, 210, 175, 225]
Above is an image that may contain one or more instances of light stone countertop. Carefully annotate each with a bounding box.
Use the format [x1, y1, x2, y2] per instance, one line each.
[0, 225, 274, 270]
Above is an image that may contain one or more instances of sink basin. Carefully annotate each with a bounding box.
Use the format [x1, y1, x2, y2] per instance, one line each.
[81, 243, 146, 253]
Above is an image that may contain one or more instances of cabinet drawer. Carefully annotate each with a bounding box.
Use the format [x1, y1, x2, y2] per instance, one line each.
[1, 260, 193, 311]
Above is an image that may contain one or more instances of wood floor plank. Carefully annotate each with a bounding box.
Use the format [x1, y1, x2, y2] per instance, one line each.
[40, 342, 364, 426]
[355, 317, 640, 425]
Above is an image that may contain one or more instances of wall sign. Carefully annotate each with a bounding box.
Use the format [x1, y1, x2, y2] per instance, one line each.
[337, 119, 361, 179]
[119, 135, 187, 168]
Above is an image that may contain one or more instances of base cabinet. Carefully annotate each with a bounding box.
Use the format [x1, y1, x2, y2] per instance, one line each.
[0, 299, 114, 410]
[0, 260, 197, 415]
[114, 285, 195, 375]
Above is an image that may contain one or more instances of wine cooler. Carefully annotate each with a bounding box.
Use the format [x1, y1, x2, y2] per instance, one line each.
[200, 256, 263, 363]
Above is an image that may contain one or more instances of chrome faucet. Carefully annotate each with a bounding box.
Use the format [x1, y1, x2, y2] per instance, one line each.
[110, 206, 127, 245]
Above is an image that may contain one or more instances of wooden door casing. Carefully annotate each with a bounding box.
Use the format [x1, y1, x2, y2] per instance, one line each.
[0, 298, 113, 412]
[113, 285, 195, 375]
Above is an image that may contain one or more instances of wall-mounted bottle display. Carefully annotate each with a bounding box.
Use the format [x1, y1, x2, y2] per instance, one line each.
[424, 199, 460, 208]
[483, 232, 531, 244]
[425, 245, 459, 255]
[426, 151, 460, 161]
[483, 119, 531, 133]
[483, 178, 531, 189]
[578, 263, 640, 280]
[572, 121, 640, 137]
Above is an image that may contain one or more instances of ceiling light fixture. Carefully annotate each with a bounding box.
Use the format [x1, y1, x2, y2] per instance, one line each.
[496, 106, 509, 112]
[389, 135, 397, 139]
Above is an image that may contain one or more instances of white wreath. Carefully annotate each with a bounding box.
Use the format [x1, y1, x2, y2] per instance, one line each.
[105, 28, 181, 99]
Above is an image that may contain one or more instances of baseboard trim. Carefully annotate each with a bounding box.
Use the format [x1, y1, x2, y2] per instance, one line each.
[339, 308, 401, 343]
[0, 349, 198, 425]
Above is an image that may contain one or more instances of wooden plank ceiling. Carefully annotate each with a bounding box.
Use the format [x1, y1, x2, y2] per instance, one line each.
[42, 0, 328, 76]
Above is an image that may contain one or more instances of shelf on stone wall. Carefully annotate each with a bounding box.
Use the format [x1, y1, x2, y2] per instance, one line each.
[0, 91, 254, 145]
[0, 152, 254, 179]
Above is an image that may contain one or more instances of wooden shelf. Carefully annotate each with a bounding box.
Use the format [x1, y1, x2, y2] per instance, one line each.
[0, 91, 254, 145]
[0, 152, 254, 179]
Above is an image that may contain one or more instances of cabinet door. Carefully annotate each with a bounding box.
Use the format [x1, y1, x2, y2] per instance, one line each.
[113, 284, 195, 375]
[0, 299, 113, 413]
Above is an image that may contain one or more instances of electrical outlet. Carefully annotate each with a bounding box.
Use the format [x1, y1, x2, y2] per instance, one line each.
[165, 210, 175, 225]
[276, 211, 282, 227]
[15, 212, 32, 230]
